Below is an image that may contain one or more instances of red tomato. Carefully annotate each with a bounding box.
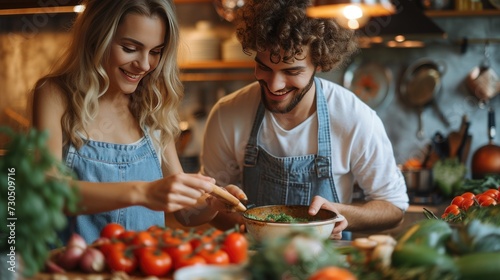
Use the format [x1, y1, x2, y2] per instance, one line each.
[99, 241, 126, 258]
[100, 223, 126, 239]
[190, 236, 215, 252]
[478, 196, 497, 207]
[174, 255, 207, 270]
[147, 225, 165, 237]
[118, 230, 137, 244]
[308, 266, 357, 280]
[198, 249, 230, 265]
[131, 231, 158, 256]
[482, 189, 500, 201]
[222, 232, 248, 264]
[138, 248, 172, 277]
[163, 239, 193, 266]
[460, 198, 475, 211]
[443, 204, 460, 216]
[451, 196, 465, 207]
[461, 192, 475, 200]
[106, 244, 137, 274]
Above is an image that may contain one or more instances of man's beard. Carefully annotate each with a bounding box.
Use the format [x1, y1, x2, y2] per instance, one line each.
[259, 72, 315, 114]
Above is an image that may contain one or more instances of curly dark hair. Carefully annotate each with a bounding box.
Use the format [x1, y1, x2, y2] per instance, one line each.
[235, 0, 358, 72]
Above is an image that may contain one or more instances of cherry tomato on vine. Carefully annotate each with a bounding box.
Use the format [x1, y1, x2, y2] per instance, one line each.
[460, 198, 475, 211]
[478, 195, 497, 207]
[131, 231, 158, 256]
[106, 244, 137, 274]
[461, 192, 475, 200]
[451, 196, 465, 207]
[222, 232, 248, 264]
[138, 248, 172, 277]
[163, 238, 193, 265]
[100, 223, 126, 239]
[482, 189, 500, 201]
[98, 240, 126, 258]
[190, 235, 215, 252]
[118, 230, 137, 244]
[442, 204, 461, 218]
[198, 249, 230, 265]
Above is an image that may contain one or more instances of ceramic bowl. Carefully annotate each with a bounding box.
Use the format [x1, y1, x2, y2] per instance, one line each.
[242, 205, 344, 242]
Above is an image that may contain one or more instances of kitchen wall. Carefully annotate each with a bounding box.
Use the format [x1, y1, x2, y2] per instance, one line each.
[0, 3, 499, 178]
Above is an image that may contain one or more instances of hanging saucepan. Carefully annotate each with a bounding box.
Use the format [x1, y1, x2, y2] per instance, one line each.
[471, 107, 500, 179]
[400, 59, 450, 139]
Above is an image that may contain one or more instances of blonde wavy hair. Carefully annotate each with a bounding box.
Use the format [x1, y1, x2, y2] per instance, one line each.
[34, 0, 182, 163]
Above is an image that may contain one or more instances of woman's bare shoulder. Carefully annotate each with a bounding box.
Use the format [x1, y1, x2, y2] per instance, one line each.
[33, 78, 66, 102]
[32, 78, 67, 126]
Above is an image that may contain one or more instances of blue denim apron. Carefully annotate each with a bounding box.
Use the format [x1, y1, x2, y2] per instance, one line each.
[243, 77, 339, 204]
[242, 77, 350, 239]
[61, 132, 165, 244]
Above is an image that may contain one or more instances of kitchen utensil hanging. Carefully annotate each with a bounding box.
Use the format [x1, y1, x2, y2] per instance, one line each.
[400, 59, 450, 139]
[343, 60, 393, 109]
[465, 41, 500, 106]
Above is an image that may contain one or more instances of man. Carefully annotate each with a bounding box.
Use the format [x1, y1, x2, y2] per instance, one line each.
[178, 0, 409, 239]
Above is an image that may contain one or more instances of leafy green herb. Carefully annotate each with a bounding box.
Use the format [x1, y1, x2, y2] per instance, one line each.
[0, 127, 80, 277]
[246, 213, 314, 223]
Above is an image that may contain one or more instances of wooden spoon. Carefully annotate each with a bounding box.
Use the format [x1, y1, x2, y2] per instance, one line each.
[448, 115, 468, 158]
[210, 183, 247, 212]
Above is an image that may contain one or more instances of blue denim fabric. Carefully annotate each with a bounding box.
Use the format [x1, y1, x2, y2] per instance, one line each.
[242, 77, 351, 240]
[60, 132, 164, 244]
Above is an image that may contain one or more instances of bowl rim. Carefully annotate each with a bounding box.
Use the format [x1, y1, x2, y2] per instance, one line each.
[242, 204, 344, 225]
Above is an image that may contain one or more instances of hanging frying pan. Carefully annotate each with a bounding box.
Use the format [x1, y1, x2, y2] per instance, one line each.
[400, 59, 450, 139]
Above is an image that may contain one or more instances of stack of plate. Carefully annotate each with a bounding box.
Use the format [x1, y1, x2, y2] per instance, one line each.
[180, 21, 221, 62]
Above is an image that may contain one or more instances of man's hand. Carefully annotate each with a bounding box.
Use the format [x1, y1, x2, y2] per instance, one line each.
[308, 195, 348, 240]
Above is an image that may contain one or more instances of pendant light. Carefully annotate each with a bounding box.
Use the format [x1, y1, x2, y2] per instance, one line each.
[306, 0, 395, 30]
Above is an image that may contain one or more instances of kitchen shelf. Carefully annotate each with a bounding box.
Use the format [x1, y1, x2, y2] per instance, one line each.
[425, 9, 500, 17]
[180, 60, 255, 81]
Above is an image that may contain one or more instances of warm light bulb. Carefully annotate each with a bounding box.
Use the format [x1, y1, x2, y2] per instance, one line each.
[73, 5, 85, 13]
[342, 5, 363, 20]
[336, 6, 369, 30]
[394, 35, 406, 42]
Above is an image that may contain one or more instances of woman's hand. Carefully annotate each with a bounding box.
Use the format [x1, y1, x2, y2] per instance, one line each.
[204, 184, 248, 213]
[141, 172, 215, 212]
[308, 195, 348, 240]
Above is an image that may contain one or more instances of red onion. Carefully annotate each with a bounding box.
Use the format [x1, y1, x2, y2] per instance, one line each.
[56, 233, 87, 270]
[67, 233, 87, 249]
[79, 247, 106, 273]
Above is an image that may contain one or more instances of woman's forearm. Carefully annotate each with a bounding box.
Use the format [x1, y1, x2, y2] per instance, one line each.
[67, 180, 144, 215]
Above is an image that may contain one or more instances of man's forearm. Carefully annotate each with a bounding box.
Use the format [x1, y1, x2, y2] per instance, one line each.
[336, 200, 404, 232]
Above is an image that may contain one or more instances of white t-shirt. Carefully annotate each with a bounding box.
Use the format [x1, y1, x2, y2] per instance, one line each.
[200, 78, 409, 211]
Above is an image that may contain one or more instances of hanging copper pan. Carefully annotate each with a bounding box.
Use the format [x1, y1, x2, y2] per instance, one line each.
[471, 107, 500, 179]
[400, 59, 450, 139]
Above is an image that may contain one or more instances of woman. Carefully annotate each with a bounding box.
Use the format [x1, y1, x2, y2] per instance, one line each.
[31, 0, 219, 244]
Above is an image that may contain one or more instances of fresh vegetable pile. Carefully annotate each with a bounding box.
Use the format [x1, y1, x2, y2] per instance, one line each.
[344, 206, 500, 280]
[45, 224, 248, 278]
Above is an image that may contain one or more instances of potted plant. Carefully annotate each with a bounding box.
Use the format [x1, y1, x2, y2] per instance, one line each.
[0, 127, 80, 278]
